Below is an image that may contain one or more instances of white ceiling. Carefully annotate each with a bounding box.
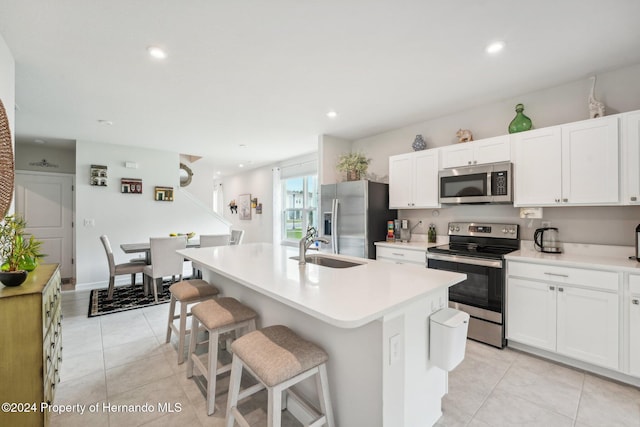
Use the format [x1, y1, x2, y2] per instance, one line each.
[1, 1, 640, 175]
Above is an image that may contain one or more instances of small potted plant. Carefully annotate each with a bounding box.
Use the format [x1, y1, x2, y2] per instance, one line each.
[0, 215, 43, 287]
[336, 151, 370, 181]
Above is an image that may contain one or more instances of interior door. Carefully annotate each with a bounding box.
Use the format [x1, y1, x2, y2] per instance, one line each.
[14, 172, 74, 279]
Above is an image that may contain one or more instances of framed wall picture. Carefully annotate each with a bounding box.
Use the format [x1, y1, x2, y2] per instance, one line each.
[121, 178, 142, 194]
[90, 165, 108, 186]
[154, 186, 174, 201]
[238, 193, 251, 220]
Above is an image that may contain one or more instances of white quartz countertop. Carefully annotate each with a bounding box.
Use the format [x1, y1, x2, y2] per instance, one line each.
[178, 243, 465, 329]
[505, 241, 640, 272]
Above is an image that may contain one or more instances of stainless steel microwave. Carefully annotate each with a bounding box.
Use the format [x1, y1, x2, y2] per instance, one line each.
[438, 162, 513, 204]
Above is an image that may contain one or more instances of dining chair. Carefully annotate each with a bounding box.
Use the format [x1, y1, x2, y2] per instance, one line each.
[192, 234, 231, 278]
[199, 234, 231, 247]
[143, 236, 188, 303]
[229, 229, 245, 245]
[100, 235, 146, 300]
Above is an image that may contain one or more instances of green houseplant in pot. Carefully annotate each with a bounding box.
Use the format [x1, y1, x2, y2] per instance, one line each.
[0, 215, 43, 287]
[336, 151, 370, 181]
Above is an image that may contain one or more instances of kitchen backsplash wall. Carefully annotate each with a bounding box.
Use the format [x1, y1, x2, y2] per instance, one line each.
[399, 205, 640, 247]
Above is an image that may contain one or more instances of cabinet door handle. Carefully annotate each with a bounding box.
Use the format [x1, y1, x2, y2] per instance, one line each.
[391, 253, 405, 256]
[631, 196, 637, 202]
[473, 160, 477, 164]
[544, 272, 568, 278]
[562, 198, 568, 202]
[633, 299, 639, 305]
[558, 287, 564, 292]
[468, 161, 472, 165]
[549, 285, 555, 291]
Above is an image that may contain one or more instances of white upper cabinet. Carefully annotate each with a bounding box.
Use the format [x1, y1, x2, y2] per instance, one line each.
[622, 110, 640, 204]
[440, 135, 511, 169]
[514, 116, 620, 206]
[513, 126, 563, 206]
[389, 149, 440, 209]
[561, 116, 619, 205]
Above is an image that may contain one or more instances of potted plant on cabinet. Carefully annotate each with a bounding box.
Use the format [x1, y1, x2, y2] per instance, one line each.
[336, 151, 370, 181]
[0, 215, 43, 287]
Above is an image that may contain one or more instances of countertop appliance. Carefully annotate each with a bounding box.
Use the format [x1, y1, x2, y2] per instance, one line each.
[438, 162, 513, 204]
[321, 181, 397, 259]
[534, 227, 562, 254]
[427, 222, 520, 348]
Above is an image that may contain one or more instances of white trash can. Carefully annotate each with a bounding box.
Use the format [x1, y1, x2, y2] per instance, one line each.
[429, 307, 470, 371]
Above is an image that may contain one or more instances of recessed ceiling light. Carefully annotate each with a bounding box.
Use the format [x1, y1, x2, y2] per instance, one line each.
[239, 144, 247, 148]
[147, 46, 167, 59]
[216, 171, 221, 175]
[97, 119, 113, 126]
[326, 111, 338, 119]
[486, 41, 505, 54]
[238, 164, 244, 168]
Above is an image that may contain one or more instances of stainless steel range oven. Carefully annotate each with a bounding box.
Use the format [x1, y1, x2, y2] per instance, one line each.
[427, 222, 519, 348]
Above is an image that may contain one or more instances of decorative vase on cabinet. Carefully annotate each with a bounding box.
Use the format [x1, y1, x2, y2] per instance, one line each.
[508, 103, 533, 134]
[412, 134, 427, 151]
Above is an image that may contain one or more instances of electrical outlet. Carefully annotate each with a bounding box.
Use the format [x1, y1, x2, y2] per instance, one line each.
[541, 221, 551, 228]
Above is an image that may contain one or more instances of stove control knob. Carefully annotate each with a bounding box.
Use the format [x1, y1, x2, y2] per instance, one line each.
[454, 226, 460, 232]
[502, 228, 507, 233]
[509, 228, 516, 234]
[449, 226, 455, 232]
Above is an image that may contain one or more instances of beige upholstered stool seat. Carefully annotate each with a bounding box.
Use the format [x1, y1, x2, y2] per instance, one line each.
[226, 325, 335, 427]
[169, 279, 219, 301]
[191, 297, 258, 330]
[231, 325, 328, 387]
[187, 297, 258, 416]
[165, 279, 220, 364]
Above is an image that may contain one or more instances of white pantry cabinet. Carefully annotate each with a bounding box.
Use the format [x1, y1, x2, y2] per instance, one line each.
[507, 261, 619, 370]
[622, 110, 640, 204]
[440, 135, 511, 169]
[629, 274, 640, 377]
[514, 116, 620, 206]
[389, 149, 440, 209]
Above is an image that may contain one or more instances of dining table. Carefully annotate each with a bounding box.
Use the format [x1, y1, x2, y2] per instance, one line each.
[120, 239, 200, 264]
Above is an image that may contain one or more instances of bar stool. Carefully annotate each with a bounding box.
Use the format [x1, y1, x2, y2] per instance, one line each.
[225, 325, 335, 427]
[187, 297, 258, 415]
[165, 279, 220, 364]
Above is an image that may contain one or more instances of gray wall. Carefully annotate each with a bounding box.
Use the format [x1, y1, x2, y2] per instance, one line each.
[350, 63, 640, 247]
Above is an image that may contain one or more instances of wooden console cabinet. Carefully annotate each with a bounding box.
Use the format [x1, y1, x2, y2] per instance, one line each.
[0, 264, 62, 427]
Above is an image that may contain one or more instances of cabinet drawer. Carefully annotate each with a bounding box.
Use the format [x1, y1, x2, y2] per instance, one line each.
[630, 274, 640, 294]
[376, 246, 426, 264]
[508, 261, 618, 292]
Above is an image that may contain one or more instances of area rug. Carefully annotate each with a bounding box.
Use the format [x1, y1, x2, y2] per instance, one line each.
[88, 285, 171, 317]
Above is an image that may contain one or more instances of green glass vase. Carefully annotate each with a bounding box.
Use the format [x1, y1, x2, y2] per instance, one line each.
[508, 103, 533, 134]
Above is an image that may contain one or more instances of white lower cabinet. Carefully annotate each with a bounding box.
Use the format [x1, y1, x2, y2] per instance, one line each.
[507, 261, 619, 370]
[629, 275, 640, 377]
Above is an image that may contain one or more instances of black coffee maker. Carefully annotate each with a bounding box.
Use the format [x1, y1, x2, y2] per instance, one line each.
[534, 227, 562, 254]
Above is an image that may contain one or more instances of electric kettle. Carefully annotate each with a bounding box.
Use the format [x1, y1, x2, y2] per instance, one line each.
[534, 227, 562, 254]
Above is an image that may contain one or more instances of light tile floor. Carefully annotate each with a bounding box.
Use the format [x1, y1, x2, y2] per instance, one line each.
[53, 289, 640, 427]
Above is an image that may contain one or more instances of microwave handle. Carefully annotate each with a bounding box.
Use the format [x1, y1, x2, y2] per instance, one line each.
[487, 171, 492, 196]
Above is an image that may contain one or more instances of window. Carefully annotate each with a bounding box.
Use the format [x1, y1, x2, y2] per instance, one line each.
[282, 175, 317, 242]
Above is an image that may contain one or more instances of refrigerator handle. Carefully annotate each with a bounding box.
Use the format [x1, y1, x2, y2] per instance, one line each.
[331, 198, 339, 254]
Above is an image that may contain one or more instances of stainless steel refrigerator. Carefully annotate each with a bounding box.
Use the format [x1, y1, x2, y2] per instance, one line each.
[320, 180, 397, 259]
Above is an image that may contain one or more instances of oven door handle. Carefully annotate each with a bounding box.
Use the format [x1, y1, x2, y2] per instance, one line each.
[427, 253, 503, 269]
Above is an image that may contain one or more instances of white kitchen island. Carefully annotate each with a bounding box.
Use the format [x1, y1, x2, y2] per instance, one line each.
[178, 243, 466, 427]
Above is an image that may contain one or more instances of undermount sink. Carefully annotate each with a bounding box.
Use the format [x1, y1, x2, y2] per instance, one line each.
[290, 254, 364, 268]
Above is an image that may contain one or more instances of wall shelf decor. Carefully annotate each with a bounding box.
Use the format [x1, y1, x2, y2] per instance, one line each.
[121, 178, 142, 194]
[238, 193, 251, 220]
[90, 165, 108, 186]
[154, 186, 174, 201]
